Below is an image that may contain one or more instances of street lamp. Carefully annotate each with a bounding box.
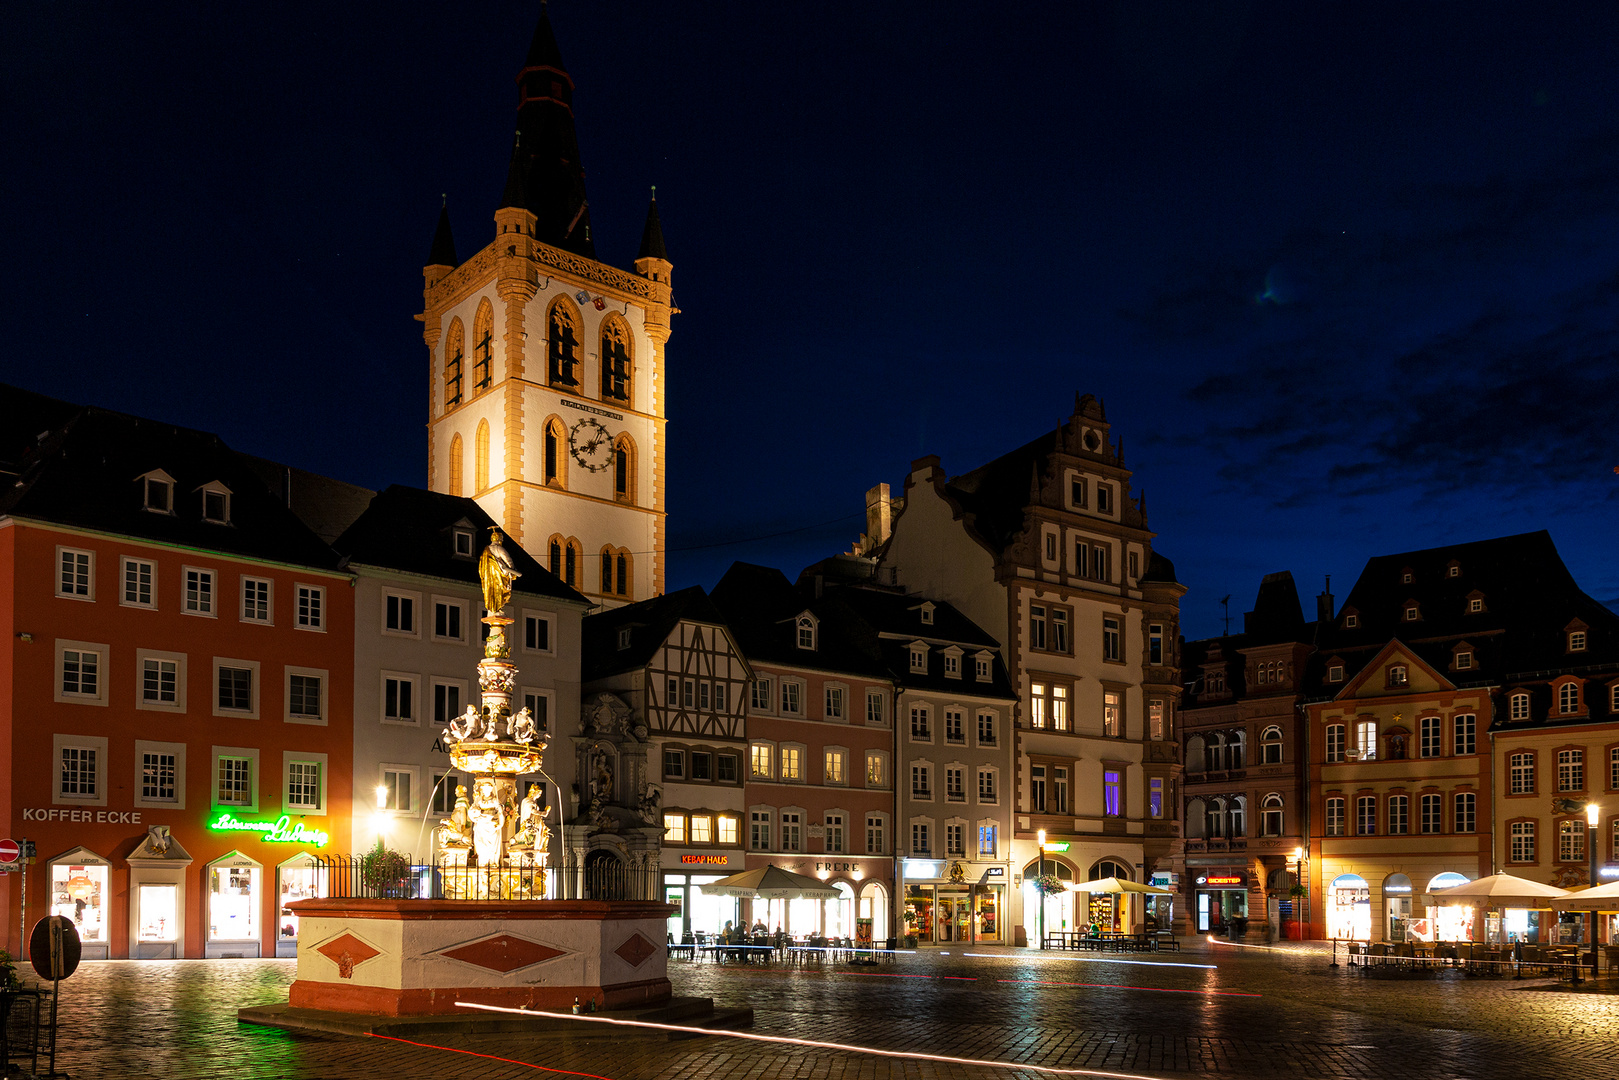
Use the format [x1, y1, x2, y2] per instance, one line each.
[373, 782, 390, 846]
[1291, 846, 1305, 940]
[1588, 802, 1601, 980]
[1037, 828, 1046, 951]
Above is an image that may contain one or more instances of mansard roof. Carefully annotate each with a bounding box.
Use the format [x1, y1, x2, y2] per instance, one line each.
[710, 563, 890, 679]
[582, 586, 733, 682]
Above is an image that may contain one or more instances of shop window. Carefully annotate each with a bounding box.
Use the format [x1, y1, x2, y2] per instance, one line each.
[49, 853, 111, 951]
[207, 856, 262, 945]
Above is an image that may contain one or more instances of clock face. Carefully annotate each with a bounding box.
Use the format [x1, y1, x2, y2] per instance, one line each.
[568, 417, 616, 472]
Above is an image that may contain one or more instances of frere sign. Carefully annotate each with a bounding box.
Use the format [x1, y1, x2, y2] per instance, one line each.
[23, 809, 145, 824]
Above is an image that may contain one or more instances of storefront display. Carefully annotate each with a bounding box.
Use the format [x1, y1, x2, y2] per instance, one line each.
[277, 856, 326, 956]
[665, 873, 736, 939]
[1327, 873, 1371, 940]
[49, 854, 110, 958]
[138, 884, 179, 943]
[207, 856, 262, 950]
[1384, 873, 1414, 942]
[1195, 872, 1249, 935]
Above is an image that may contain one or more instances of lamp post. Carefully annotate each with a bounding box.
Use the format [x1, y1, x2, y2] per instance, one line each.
[1291, 846, 1305, 941]
[1588, 802, 1601, 980]
[1037, 828, 1046, 951]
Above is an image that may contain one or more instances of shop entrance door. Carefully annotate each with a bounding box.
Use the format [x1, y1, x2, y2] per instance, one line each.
[937, 893, 971, 942]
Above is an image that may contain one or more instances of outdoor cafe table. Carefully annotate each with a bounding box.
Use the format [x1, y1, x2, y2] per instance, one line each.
[699, 943, 774, 964]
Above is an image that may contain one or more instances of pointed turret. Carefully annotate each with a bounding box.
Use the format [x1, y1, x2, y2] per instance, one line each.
[427, 201, 458, 268]
[505, 4, 594, 257]
[634, 188, 672, 284]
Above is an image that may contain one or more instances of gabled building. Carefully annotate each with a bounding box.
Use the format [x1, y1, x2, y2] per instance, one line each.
[329, 485, 588, 871]
[876, 394, 1184, 943]
[420, 6, 672, 606]
[1181, 571, 1321, 939]
[581, 588, 751, 935]
[0, 385, 354, 960]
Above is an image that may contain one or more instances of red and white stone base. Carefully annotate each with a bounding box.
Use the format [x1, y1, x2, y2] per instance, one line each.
[287, 899, 675, 1016]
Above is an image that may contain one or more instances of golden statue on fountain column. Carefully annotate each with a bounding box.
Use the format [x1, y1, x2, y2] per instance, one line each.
[434, 528, 550, 898]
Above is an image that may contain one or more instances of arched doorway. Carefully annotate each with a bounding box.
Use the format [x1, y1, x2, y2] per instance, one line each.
[859, 881, 889, 944]
[1384, 873, 1414, 942]
[1083, 859, 1133, 932]
[584, 849, 626, 900]
[1328, 873, 1370, 940]
[1022, 858, 1073, 945]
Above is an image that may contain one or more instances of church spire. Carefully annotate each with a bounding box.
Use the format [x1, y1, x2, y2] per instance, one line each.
[506, 3, 594, 257]
[637, 187, 668, 261]
[426, 198, 458, 268]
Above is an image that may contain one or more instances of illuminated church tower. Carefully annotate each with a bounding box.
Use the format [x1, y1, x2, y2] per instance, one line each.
[421, 7, 671, 605]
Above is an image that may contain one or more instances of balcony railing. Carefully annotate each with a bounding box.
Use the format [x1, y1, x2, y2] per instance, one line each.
[309, 854, 661, 901]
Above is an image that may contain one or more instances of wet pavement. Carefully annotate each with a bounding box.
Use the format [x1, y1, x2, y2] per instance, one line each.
[17, 939, 1619, 1079]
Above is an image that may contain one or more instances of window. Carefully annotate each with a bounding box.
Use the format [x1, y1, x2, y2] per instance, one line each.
[217, 664, 254, 713]
[977, 711, 997, 745]
[600, 315, 633, 402]
[825, 750, 845, 784]
[910, 705, 932, 741]
[1029, 682, 1068, 731]
[122, 558, 154, 607]
[471, 299, 494, 392]
[57, 548, 93, 599]
[286, 761, 322, 810]
[780, 681, 801, 715]
[59, 646, 101, 700]
[1356, 720, 1378, 761]
[1510, 693, 1530, 721]
[59, 745, 98, 798]
[911, 763, 931, 798]
[919, 603, 935, 625]
[141, 750, 178, 803]
[1102, 615, 1121, 661]
[1070, 476, 1087, 508]
[1420, 716, 1441, 759]
[184, 568, 214, 615]
[663, 749, 685, 779]
[1558, 749, 1584, 792]
[691, 751, 711, 781]
[718, 815, 740, 846]
[1103, 769, 1121, 816]
[1029, 605, 1046, 650]
[865, 752, 888, 788]
[524, 614, 552, 652]
[1344, 613, 1359, 629]
[614, 436, 636, 504]
[1559, 682, 1581, 714]
[201, 484, 231, 524]
[431, 773, 455, 814]
[978, 824, 997, 856]
[1570, 630, 1587, 652]
[663, 813, 686, 844]
[1470, 597, 1483, 613]
[434, 600, 465, 641]
[1260, 726, 1282, 764]
[752, 678, 773, 711]
[698, 682, 711, 711]
[1453, 714, 1476, 756]
[690, 814, 713, 845]
[1559, 818, 1585, 862]
[825, 813, 845, 853]
[1387, 665, 1407, 687]
[239, 577, 271, 623]
[1030, 765, 1046, 812]
[1103, 691, 1121, 737]
[1149, 777, 1164, 819]
[825, 686, 845, 720]
[453, 528, 473, 557]
[1096, 484, 1112, 513]
[1052, 767, 1070, 814]
[911, 822, 931, 856]
[682, 680, 695, 708]
[1326, 797, 1345, 836]
[443, 317, 465, 407]
[1510, 821, 1536, 863]
[978, 768, 997, 803]
[296, 585, 324, 630]
[1420, 793, 1442, 834]
[1262, 793, 1284, 836]
[943, 652, 960, 677]
[287, 672, 323, 722]
[975, 655, 991, 680]
[433, 681, 464, 725]
[218, 757, 252, 806]
[945, 766, 964, 802]
[380, 768, 414, 812]
[1454, 792, 1476, 834]
[1455, 651, 1472, 670]
[781, 812, 802, 852]
[1612, 747, 1619, 791]
[1043, 532, 1057, 563]
[718, 754, 739, 783]
[1051, 608, 1069, 653]
[945, 709, 964, 743]
[143, 474, 172, 513]
[1147, 624, 1164, 666]
[750, 744, 772, 779]
[1509, 752, 1535, 794]
[141, 657, 179, 707]
[1388, 795, 1409, 835]
[946, 823, 965, 856]
[866, 815, 886, 854]
[1404, 605, 1419, 622]
[796, 616, 816, 650]
[1149, 700, 1165, 741]
[781, 746, 803, 782]
[750, 810, 771, 850]
[865, 690, 885, 725]
[909, 645, 926, 672]
[385, 592, 417, 634]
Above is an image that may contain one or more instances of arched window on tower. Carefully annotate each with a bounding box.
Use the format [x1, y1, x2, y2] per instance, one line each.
[543, 417, 567, 488]
[613, 434, 636, 503]
[444, 317, 464, 408]
[547, 298, 581, 389]
[474, 420, 490, 493]
[448, 433, 464, 497]
[616, 551, 631, 598]
[600, 315, 632, 403]
[564, 538, 582, 588]
[598, 546, 632, 598]
[549, 534, 564, 579]
[473, 299, 494, 393]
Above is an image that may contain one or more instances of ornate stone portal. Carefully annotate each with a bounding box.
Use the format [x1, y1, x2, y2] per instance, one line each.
[433, 528, 552, 898]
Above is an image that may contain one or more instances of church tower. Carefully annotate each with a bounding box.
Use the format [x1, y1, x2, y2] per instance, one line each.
[420, 6, 671, 606]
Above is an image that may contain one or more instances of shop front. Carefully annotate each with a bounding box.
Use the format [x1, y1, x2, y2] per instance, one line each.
[1018, 857, 1072, 946]
[1384, 873, 1414, 942]
[46, 847, 113, 960]
[1147, 872, 1178, 934]
[1423, 871, 1474, 942]
[205, 850, 262, 958]
[908, 858, 1008, 945]
[664, 852, 740, 941]
[1327, 873, 1371, 941]
[760, 857, 896, 943]
[275, 852, 327, 958]
[1193, 870, 1250, 935]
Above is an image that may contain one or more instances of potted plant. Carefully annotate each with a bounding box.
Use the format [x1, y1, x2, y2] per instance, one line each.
[0, 949, 18, 990]
[360, 840, 414, 898]
[902, 907, 919, 948]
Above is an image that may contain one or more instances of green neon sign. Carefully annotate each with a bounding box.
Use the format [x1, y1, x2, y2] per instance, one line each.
[209, 813, 329, 848]
[1041, 842, 1070, 853]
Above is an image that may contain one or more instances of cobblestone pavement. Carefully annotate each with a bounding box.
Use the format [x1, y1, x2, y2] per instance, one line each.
[20, 941, 1619, 1080]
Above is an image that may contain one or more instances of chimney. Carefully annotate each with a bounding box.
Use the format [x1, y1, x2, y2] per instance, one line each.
[865, 483, 893, 549]
[1317, 575, 1334, 623]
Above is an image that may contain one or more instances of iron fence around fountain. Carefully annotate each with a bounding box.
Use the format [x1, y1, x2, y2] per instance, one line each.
[308, 855, 662, 901]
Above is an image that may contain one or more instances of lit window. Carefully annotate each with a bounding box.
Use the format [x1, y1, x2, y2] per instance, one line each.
[1103, 691, 1121, 737]
[1103, 770, 1121, 816]
[1509, 752, 1535, 794]
[717, 815, 739, 845]
[866, 752, 888, 788]
[287, 762, 321, 810]
[663, 813, 686, 844]
[824, 750, 845, 784]
[690, 815, 713, 844]
[781, 746, 802, 781]
[1356, 721, 1378, 760]
[750, 744, 772, 779]
[1559, 818, 1585, 862]
[1387, 665, 1407, 687]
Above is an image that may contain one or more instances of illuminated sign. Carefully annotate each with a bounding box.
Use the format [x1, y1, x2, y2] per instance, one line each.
[1041, 842, 1070, 853]
[1384, 885, 1412, 893]
[1199, 874, 1245, 886]
[680, 854, 729, 865]
[208, 813, 329, 847]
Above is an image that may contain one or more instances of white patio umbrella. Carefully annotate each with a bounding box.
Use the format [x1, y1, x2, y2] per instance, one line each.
[1426, 873, 1570, 906]
[698, 864, 842, 899]
[1063, 876, 1173, 895]
[1550, 880, 1619, 910]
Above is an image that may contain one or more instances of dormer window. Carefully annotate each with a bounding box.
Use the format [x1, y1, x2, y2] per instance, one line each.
[1447, 561, 1461, 578]
[909, 644, 927, 672]
[1568, 629, 1587, 652]
[1343, 612, 1359, 629]
[919, 602, 935, 626]
[453, 528, 474, 557]
[1328, 664, 1345, 682]
[617, 627, 632, 650]
[942, 648, 962, 678]
[1468, 596, 1484, 613]
[200, 483, 231, 525]
[1455, 651, 1473, 670]
[1400, 568, 1414, 584]
[1387, 665, 1408, 688]
[974, 654, 991, 681]
[1207, 672, 1225, 695]
[796, 615, 816, 651]
[1403, 603, 1420, 622]
[139, 470, 175, 514]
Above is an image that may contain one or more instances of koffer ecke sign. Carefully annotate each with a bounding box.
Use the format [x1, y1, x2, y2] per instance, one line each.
[23, 809, 145, 824]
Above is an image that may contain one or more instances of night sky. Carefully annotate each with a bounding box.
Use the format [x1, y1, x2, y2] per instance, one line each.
[8, 2, 1617, 639]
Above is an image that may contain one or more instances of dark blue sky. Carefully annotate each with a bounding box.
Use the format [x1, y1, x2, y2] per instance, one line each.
[8, 2, 1617, 638]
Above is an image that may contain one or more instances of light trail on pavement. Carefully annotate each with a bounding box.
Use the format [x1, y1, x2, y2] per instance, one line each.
[366, 1033, 621, 1079]
[962, 951, 1217, 970]
[999, 978, 1261, 997]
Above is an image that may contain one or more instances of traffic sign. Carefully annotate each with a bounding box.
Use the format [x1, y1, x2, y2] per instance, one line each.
[30, 915, 82, 982]
[0, 838, 19, 862]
